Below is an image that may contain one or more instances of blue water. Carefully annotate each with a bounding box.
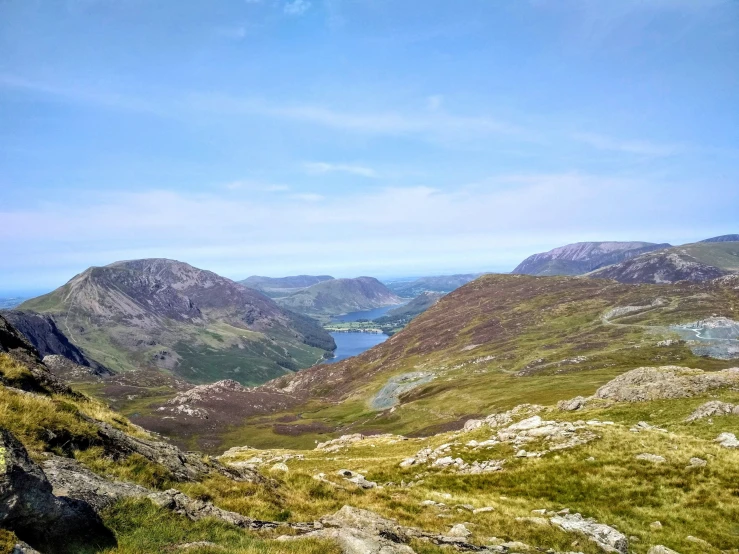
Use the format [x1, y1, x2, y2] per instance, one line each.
[330, 305, 397, 323]
[325, 331, 388, 364]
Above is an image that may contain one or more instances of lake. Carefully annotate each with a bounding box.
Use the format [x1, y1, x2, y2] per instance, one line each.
[330, 304, 398, 322]
[325, 331, 388, 364]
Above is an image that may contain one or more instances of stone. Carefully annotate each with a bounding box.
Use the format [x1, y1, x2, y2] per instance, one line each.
[447, 523, 472, 538]
[594, 366, 739, 403]
[715, 432, 739, 448]
[41, 455, 148, 513]
[686, 457, 706, 468]
[636, 453, 666, 464]
[279, 527, 415, 554]
[0, 428, 116, 553]
[337, 469, 377, 489]
[270, 462, 289, 473]
[647, 547, 680, 554]
[148, 489, 279, 531]
[685, 400, 739, 422]
[686, 535, 711, 548]
[650, 521, 663, 530]
[558, 396, 587, 411]
[550, 513, 628, 554]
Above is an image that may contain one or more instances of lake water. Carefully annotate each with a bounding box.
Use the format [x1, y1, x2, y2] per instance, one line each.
[325, 331, 388, 364]
[330, 305, 398, 323]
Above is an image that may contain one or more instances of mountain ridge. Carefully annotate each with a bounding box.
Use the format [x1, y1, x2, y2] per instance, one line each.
[16, 258, 334, 385]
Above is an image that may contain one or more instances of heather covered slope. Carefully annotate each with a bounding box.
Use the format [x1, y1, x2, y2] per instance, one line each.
[17, 259, 334, 386]
[513, 241, 670, 276]
[275, 276, 402, 319]
[148, 274, 739, 450]
[588, 242, 739, 284]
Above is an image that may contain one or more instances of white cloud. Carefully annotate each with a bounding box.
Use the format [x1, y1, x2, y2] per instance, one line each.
[304, 162, 378, 178]
[284, 0, 311, 16]
[289, 193, 324, 202]
[215, 25, 249, 40]
[224, 180, 291, 192]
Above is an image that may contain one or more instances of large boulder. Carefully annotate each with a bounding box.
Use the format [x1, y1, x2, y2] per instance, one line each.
[0, 428, 116, 553]
[594, 366, 739, 403]
[550, 512, 627, 553]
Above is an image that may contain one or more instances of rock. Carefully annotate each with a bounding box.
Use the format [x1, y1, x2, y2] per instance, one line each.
[630, 421, 667, 433]
[558, 396, 587, 411]
[647, 547, 680, 554]
[270, 462, 289, 472]
[447, 523, 472, 538]
[685, 535, 711, 548]
[650, 521, 663, 530]
[550, 513, 628, 554]
[41, 455, 148, 513]
[507, 416, 544, 431]
[337, 469, 377, 489]
[463, 420, 484, 431]
[686, 457, 706, 468]
[176, 542, 226, 551]
[685, 400, 739, 422]
[87, 418, 260, 483]
[148, 489, 280, 530]
[0, 428, 116, 553]
[473, 507, 495, 514]
[594, 366, 739, 403]
[279, 527, 415, 554]
[636, 453, 666, 464]
[715, 432, 739, 448]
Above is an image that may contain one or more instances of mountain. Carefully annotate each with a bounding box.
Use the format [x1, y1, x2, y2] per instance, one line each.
[3, 313, 739, 554]
[17, 259, 335, 385]
[372, 291, 445, 335]
[143, 273, 739, 450]
[701, 233, 739, 243]
[384, 274, 481, 297]
[240, 275, 334, 298]
[512, 241, 671, 276]
[275, 277, 402, 318]
[588, 242, 739, 284]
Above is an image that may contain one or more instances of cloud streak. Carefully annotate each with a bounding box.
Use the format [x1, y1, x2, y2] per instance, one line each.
[304, 162, 378, 178]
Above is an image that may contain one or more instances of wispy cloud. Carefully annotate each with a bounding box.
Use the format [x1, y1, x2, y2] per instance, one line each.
[215, 25, 249, 41]
[223, 180, 290, 192]
[284, 0, 311, 16]
[573, 132, 683, 157]
[304, 162, 378, 178]
[289, 193, 324, 202]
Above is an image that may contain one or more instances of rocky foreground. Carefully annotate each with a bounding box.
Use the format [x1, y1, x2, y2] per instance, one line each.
[2, 311, 739, 553]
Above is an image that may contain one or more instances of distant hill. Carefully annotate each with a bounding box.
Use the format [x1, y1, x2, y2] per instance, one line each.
[240, 275, 334, 298]
[512, 241, 671, 276]
[373, 291, 445, 335]
[385, 274, 481, 297]
[701, 234, 739, 243]
[275, 277, 402, 318]
[145, 273, 739, 449]
[588, 242, 739, 284]
[17, 259, 335, 385]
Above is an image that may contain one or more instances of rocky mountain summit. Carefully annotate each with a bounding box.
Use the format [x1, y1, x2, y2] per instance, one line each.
[700, 234, 739, 243]
[15, 259, 334, 384]
[512, 241, 671, 276]
[588, 249, 729, 284]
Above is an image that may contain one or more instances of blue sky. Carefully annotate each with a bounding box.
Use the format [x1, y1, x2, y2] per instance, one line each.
[1, 0, 738, 294]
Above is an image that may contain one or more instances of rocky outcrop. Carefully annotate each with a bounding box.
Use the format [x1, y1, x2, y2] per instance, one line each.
[550, 512, 627, 553]
[86, 418, 262, 483]
[42, 354, 113, 380]
[593, 366, 739, 402]
[281, 505, 502, 553]
[41, 456, 148, 513]
[685, 400, 739, 422]
[0, 315, 78, 397]
[715, 432, 739, 448]
[0, 428, 116, 553]
[1, 311, 108, 375]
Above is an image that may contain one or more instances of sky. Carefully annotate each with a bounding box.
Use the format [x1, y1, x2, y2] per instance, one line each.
[1, 0, 738, 295]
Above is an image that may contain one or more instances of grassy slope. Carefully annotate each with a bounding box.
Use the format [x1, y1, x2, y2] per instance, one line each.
[203, 391, 739, 554]
[225, 274, 739, 449]
[677, 242, 739, 271]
